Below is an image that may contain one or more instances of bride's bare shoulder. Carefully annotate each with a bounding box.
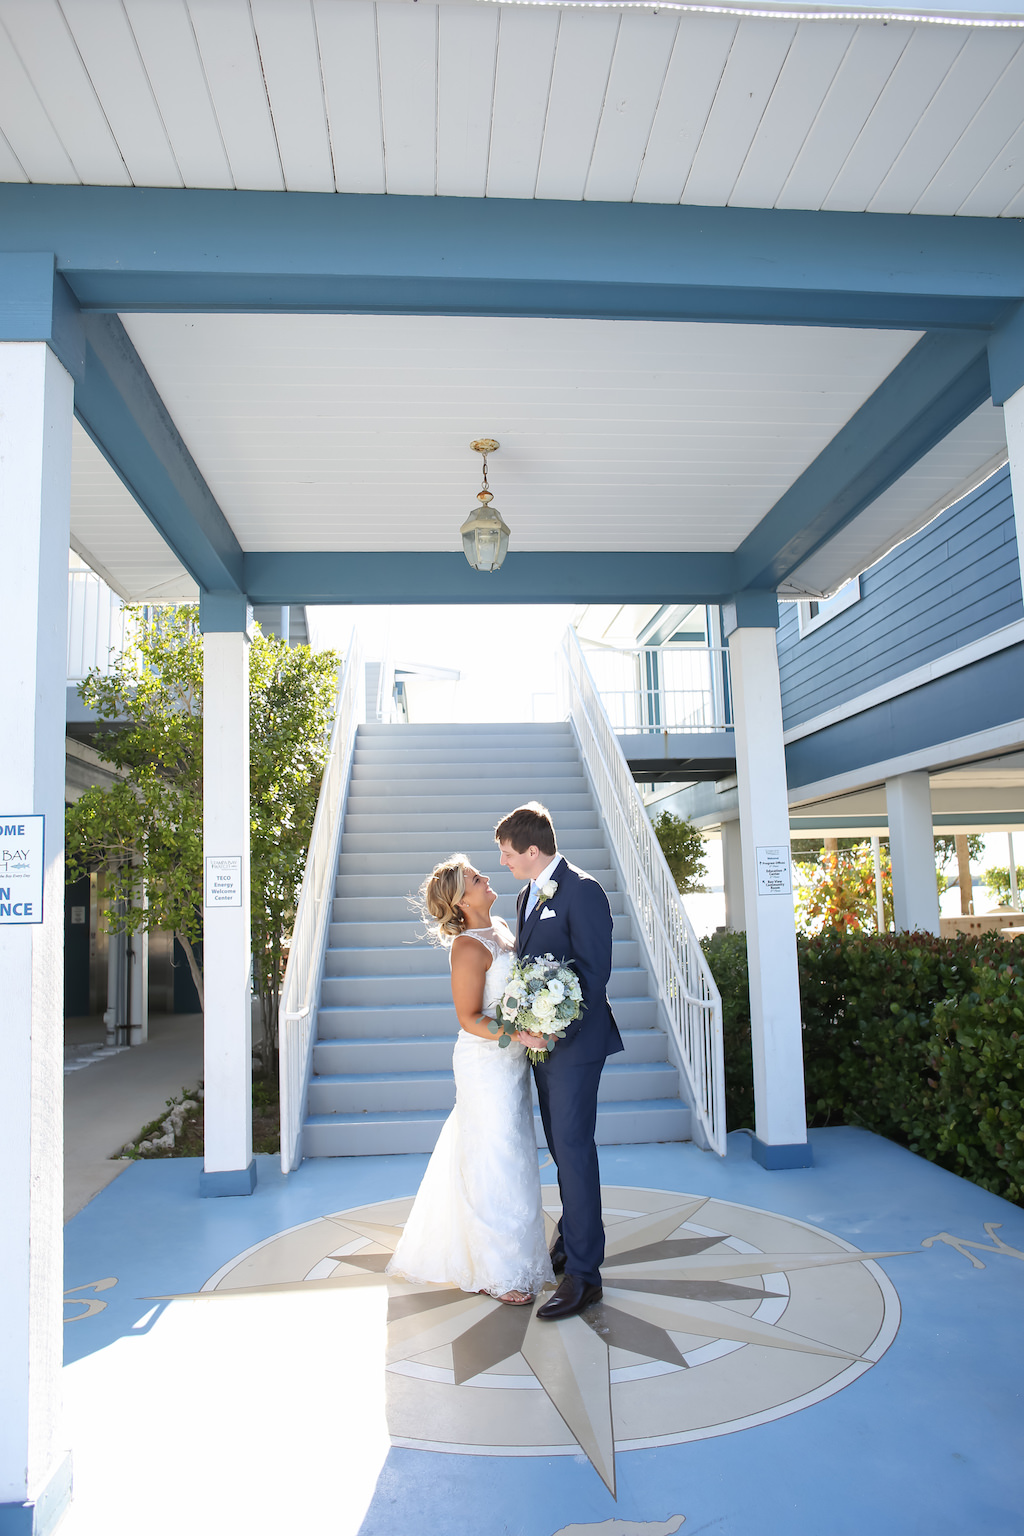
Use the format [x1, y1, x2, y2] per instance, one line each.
[451, 932, 492, 968]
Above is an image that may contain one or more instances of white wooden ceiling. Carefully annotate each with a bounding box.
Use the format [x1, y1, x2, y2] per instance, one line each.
[782, 400, 1008, 595]
[1, 0, 1023, 215]
[71, 420, 199, 601]
[118, 311, 921, 559]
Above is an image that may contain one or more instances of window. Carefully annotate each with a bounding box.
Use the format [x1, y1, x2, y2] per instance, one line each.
[797, 576, 860, 638]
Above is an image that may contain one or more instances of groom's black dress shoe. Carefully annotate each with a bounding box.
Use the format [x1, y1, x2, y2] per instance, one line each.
[537, 1274, 602, 1321]
[550, 1247, 566, 1275]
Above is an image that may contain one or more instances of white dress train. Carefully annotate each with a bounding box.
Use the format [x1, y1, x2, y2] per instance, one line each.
[387, 921, 555, 1298]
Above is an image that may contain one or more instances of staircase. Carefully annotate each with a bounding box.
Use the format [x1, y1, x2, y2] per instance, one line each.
[302, 722, 692, 1156]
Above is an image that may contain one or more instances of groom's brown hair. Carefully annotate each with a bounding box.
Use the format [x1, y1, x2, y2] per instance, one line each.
[494, 802, 557, 857]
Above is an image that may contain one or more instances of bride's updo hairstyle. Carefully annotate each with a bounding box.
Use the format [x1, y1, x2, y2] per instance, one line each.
[418, 853, 472, 946]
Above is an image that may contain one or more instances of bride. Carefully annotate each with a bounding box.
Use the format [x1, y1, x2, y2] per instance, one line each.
[387, 854, 554, 1305]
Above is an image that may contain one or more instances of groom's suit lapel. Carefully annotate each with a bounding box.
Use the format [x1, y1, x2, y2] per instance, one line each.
[518, 857, 566, 952]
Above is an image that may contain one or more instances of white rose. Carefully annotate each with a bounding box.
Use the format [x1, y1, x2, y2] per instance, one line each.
[532, 993, 556, 1020]
[546, 979, 565, 1003]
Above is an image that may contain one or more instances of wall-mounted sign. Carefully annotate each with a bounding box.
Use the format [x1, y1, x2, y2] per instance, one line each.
[0, 815, 45, 924]
[756, 845, 792, 896]
[205, 855, 242, 908]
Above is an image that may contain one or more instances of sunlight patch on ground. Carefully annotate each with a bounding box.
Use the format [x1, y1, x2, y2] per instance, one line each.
[60, 1284, 389, 1536]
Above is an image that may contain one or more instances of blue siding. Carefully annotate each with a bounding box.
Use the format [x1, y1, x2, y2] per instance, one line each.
[777, 465, 1022, 729]
[785, 642, 1024, 789]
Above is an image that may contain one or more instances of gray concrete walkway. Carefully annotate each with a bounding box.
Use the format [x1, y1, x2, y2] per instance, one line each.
[64, 1013, 203, 1221]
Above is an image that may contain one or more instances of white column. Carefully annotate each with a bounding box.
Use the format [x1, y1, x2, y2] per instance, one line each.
[0, 344, 74, 1524]
[871, 836, 886, 932]
[886, 772, 940, 934]
[1003, 382, 1024, 591]
[721, 819, 746, 932]
[201, 627, 254, 1195]
[728, 625, 809, 1165]
[129, 922, 149, 1045]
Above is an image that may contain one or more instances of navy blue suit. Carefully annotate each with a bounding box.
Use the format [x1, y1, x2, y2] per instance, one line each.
[517, 857, 623, 1286]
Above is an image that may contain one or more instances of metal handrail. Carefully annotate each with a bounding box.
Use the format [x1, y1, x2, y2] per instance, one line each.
[559, 628, 727, 1155]
[279, 632, 364, 1172]
[67, 564, 130, 682]
[582, 643, 733, 734]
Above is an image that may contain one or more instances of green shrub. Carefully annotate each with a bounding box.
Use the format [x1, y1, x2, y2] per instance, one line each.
[701, 928, 1024, 1204]
[651, 810, 707, 894]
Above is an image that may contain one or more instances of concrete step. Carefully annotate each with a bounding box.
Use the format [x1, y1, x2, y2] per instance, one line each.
[335, 846, 612, 876]
[330, 890, 628, 923]
[343, 810, 600, 834]
[315, 994, 660, 1039]
[312, 1024, 670, 1076]
[307, 1060, 679, 1115]
[347, 777, 588, 798]
[338, 828, 608, 854]
[347, 793, 595, 816]
[354, 746, 581, 766]
[318, 966, 648, 1008]
[326, 913, 635, 947]
[356, 722, 573, 740]
[333, 867, 618, 899]
[323, 938, 641, 977]
[350, 760, 587, 782]
[303, 1097, 691, 1156]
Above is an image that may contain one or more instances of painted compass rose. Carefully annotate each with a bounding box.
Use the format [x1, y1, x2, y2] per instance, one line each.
[189, 1184, 904, 1495]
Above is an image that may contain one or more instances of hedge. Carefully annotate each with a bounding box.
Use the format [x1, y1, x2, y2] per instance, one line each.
[701, 928, 1024, 1204]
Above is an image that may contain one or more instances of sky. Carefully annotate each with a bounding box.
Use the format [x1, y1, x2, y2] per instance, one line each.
[308, 603, 577, 724]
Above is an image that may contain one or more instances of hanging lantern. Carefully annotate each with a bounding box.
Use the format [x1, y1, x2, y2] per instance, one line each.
[461, 439, 510, 572]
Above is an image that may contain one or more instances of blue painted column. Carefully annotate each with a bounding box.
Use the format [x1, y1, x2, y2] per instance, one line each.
[199, 593, 255, 1197]
[723, 593, 810, 1170]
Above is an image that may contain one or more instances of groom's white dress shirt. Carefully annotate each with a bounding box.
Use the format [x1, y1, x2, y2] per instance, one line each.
[524, 854, 562, 921]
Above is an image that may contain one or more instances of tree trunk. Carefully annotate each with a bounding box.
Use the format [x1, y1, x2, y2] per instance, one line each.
[176, 930, 205, 1013]
[955, 835, 973, 916]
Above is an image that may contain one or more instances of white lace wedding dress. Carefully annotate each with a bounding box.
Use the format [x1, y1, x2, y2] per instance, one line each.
[387, 920, 555, 1298]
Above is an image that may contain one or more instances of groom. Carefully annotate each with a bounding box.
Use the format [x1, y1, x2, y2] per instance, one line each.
[495, 802, 623, 1321]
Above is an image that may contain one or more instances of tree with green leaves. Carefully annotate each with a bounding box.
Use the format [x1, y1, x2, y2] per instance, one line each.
[795, 841, 893, 935]
[66, 606, 339, 1074]
[983, 865, 1024, 908]
[650, 809, 707, 895]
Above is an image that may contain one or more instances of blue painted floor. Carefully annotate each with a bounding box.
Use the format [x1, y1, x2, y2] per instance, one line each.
[63, 1128, 1024, 1536]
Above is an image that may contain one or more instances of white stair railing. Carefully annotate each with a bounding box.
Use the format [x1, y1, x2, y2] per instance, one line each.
[560, 628, 727, 1156]
[279, 632, 364, 1172]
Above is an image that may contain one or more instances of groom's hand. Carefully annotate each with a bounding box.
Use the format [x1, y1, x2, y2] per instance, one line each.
[515, 1030, 550, 1051]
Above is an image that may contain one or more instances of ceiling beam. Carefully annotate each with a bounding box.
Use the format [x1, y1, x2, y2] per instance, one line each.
[76, 313, 243, 594]
[3, 187, 1022, 332]
[241, 551, 738, 606]
[733, 331, 993, 592]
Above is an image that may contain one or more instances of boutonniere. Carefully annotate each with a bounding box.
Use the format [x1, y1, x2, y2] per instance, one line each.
[536, 880, 558, 910]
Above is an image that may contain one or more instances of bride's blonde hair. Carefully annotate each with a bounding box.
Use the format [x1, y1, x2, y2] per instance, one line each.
[418, 854, 473, 945]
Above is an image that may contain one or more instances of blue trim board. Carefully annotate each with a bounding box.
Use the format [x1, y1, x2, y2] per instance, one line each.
[752, 1137, 814, 1170]
[242, 550, 740, 605]
[785, 642, 1024, 790]
[0, 253, 84, 382]
[0, 1456, 72, 1536]
[2, 187, 1023, 329]
[989, 300, 1024, 405]
[76, 313, 243, 594]
[735, 331, 992, 590]
[198, 1161, 257, 1197]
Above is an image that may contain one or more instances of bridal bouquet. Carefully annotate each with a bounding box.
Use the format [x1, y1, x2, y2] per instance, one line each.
[490, 953, 583, 1064]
